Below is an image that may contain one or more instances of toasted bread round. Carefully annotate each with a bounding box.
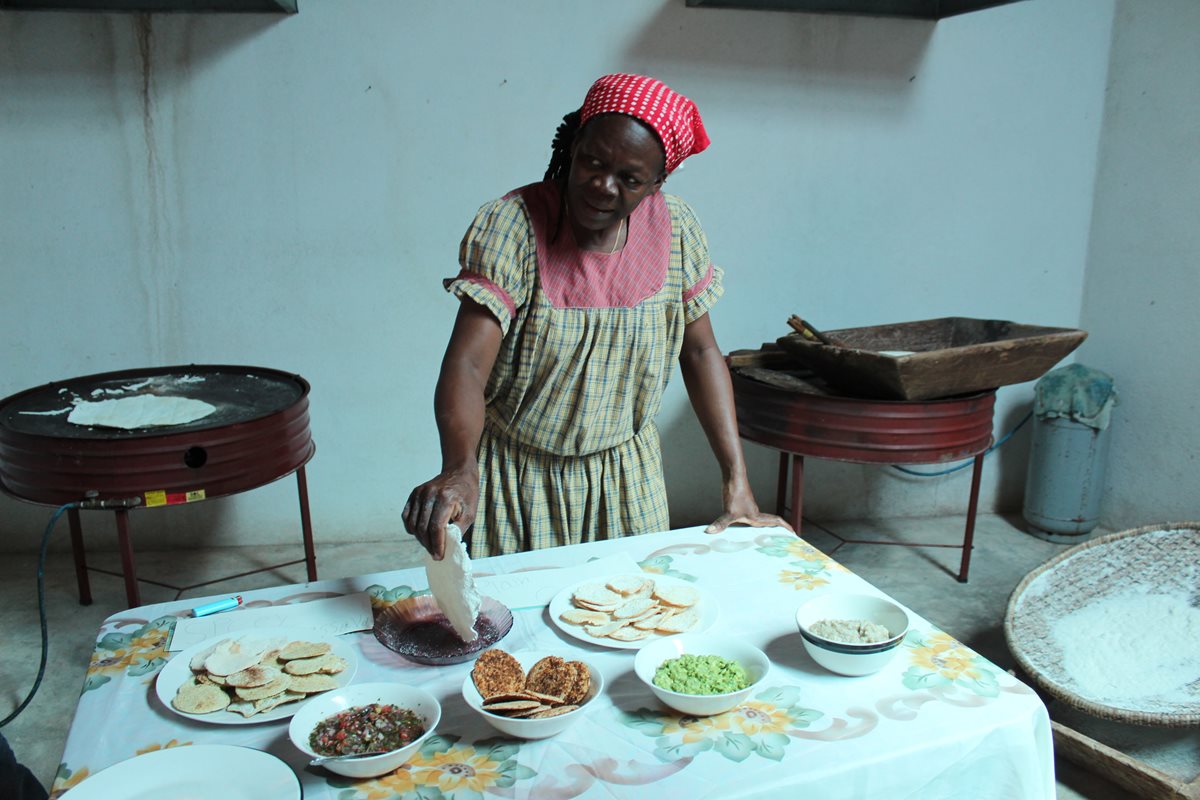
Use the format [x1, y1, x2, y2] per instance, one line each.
[227, 700, 258, 718]
[286, 673, 339, 693]
[282, 653, 347, 676]
[612, 597, 656, 619]
[172, 679, 232, 714]
[656, 606, 700, 633]
[632, 612, 668, 630]
[253, 690, 305, 714]
[562, 661, 591, 705]
[607, 626, 652, 641]
[654, 583, 700, 608]
[279, 640, 331, 661]
[559, 608, 612, 626]
[572, 583, 621, 607]
[525, 656, 573, 698]
[530, 704, 579, 718]
[472, 649, 526, 698]
[524, 689, 566, 704]
[189, 641, 222, 672]
[482, 699, 541, 714]
[225, 664, 280, 689]
[233, 676, 290, 701]
[606, 575, 649, 596]
[584, 620, 630, 638]
[204, 637, 275, 676]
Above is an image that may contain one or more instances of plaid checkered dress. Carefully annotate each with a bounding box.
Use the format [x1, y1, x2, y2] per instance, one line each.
[445, 181, 723, 557]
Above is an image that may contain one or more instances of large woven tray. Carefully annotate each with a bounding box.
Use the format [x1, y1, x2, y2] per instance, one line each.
[1005, 522, 1200, 727]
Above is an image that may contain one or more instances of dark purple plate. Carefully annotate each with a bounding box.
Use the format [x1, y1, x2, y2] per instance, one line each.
[373, 595, 513, 666]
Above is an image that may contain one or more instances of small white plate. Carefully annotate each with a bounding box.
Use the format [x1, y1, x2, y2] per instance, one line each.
[548, 573, 717, 650]
[155, 627, 358, 725]
[59, 744, 299, 799]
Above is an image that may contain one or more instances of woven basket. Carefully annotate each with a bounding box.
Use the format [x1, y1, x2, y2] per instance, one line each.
[1005, 521, 1200, 727]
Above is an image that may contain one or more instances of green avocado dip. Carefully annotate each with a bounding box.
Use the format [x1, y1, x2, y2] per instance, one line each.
[653, 654, 749, 695]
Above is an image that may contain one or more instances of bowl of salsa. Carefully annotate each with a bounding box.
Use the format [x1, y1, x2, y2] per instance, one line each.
[288, 683, 441, 778]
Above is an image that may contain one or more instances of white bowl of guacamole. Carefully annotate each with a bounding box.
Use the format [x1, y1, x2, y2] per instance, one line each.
[634, 635, 769, 717]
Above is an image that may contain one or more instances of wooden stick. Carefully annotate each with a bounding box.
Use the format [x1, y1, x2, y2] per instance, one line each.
[787, 315, 841, 347]
[725, 348, 797, 369]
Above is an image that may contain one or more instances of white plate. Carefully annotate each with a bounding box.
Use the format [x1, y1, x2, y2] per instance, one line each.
[155, 627, 358, 725]
[59, 744, 299, 799]
[548, 573, 717, 650]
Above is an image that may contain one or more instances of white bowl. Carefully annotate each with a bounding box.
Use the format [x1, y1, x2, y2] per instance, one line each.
[462, 652, 604, 740]
[288, 682, 441, 778]
[795, 592, 911, 677]
[633, 634, 769, 717]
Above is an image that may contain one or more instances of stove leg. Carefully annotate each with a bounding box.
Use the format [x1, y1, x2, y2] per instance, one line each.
[775, 452, 788, 518]
[67, 508, 92, 606]
[790, 454, 805, 536]
[297, 466, 317, 582]
[114, 508, 140, 607]
[958, 453, 985, 583]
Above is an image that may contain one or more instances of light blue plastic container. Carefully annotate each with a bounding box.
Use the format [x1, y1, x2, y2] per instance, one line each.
[1022, 364, 1117, 542]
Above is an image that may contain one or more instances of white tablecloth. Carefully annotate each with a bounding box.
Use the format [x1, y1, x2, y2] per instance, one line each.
[52, 526, 1054, 799]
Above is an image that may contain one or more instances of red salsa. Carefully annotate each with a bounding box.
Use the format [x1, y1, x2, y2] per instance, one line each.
[309, 703, 426, 757]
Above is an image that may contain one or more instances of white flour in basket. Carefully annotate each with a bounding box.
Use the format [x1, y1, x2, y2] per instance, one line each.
[1052, 589, 1200, 706]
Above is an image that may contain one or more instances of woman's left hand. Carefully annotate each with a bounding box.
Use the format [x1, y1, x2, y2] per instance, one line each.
[704, 481, 794, 535]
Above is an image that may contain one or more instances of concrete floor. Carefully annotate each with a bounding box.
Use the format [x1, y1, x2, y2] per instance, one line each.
[0, 513, 1152, 798]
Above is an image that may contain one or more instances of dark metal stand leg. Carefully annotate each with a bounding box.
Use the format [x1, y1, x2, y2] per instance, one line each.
[297, 466, 317, 582]
[775, 452, 788, 518]
[790, 454, 805, 536]
[67, 508, 92, 606]
[114, 508, 140, 607]
[958, 453, 986, 583]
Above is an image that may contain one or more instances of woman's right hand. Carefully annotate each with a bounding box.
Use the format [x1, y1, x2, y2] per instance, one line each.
[402, 466, 479, 561]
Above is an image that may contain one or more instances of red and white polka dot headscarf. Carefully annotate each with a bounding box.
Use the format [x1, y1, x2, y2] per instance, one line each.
[579, 73, 710, 174]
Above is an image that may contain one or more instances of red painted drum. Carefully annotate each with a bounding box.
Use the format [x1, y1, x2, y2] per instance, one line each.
[730, 368, 996, 583]
[0, 365, 314, 506]
[731, 371, 995, 464]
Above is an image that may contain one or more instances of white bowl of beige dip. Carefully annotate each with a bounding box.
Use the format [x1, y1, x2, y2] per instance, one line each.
[795, 593, 910, 676]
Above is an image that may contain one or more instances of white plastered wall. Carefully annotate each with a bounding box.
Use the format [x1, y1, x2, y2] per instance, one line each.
[0, 0, 1120, 552]
[1076, 0, 1200, 530]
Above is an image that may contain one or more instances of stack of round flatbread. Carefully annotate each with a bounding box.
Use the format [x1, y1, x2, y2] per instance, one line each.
[559, 575, 701, 642]
[172, 635, 347, 718]
[471, 649, 591, 719]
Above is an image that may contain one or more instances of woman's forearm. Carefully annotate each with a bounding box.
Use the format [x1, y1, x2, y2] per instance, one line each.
[680, 314, 792, 533]
[433, 359, 487, 476]
[678, 314, 748, 487]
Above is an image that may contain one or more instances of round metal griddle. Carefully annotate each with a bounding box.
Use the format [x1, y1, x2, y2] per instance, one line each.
[0, 364, 317, 608]
[0, 364, 314, 506]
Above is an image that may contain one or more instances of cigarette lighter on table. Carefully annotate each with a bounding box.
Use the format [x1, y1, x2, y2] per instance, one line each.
[192, 595, 243, 618]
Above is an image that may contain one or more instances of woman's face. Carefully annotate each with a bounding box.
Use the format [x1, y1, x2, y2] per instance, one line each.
[566, 114, 666, 232]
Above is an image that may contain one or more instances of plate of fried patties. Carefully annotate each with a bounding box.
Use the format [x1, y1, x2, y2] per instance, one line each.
[155, 628, 357, 724]
[548, 573, 717, 649]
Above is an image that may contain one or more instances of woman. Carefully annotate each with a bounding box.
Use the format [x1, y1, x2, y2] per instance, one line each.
[404, 73, 789, 560]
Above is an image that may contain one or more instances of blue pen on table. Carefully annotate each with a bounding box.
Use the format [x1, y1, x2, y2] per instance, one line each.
[192, 595, 243, 618]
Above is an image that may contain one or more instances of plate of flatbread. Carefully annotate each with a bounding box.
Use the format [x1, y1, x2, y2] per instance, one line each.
[154, 628, 358, 724]
[548, 573, 717, 650]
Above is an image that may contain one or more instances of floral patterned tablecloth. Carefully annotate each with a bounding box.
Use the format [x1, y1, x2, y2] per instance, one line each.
[53, 526, 1054, 800]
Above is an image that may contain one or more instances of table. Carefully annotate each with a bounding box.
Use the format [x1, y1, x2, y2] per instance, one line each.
[0, 365, 318, 607]
[52, 526, 1054, 800]
[731, 369, 996, 582]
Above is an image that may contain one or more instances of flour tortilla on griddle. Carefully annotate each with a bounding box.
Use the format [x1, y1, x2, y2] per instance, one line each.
[423, 523, 481, 642]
